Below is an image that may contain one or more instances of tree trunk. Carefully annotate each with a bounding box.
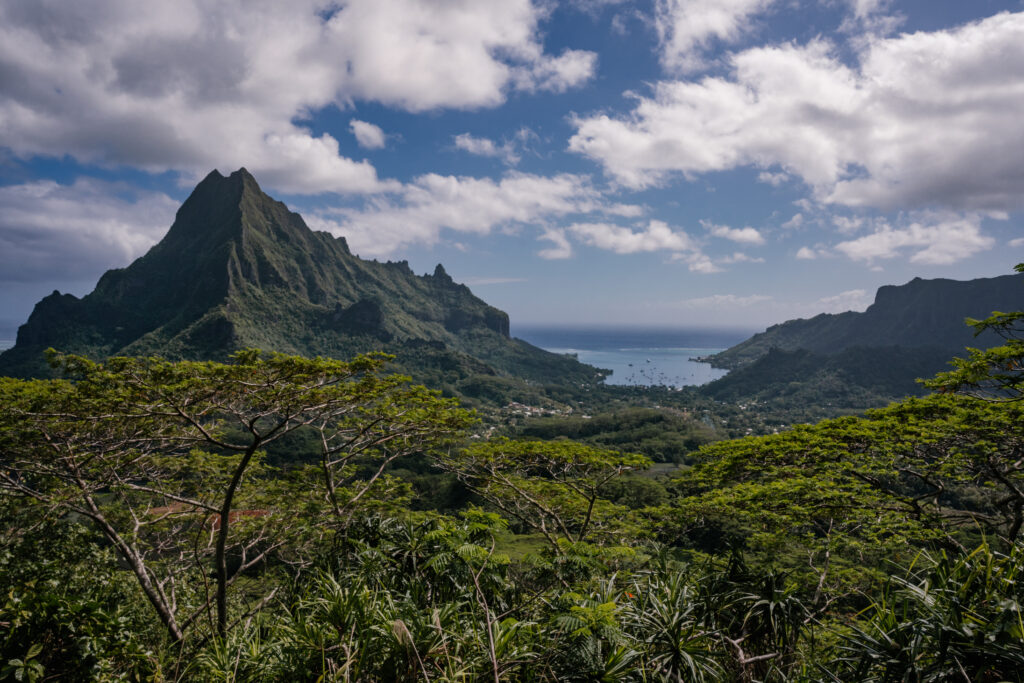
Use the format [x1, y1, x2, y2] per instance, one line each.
[214, 442, 260, 637]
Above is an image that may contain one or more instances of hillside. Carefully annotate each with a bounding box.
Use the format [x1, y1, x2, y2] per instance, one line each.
[700, 273, 1024, 414]
[0, 168, 603, 391]
[708, 274, 1024, 370]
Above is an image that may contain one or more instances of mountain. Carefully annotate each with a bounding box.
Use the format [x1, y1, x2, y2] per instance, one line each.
[0, 169, 604, 392]
[700, 273, 1024, 416]
[707, 273, 1024, 370]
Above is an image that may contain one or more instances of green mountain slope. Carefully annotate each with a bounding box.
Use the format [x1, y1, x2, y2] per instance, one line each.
[699, 273, 1024, 415]
[708, 274, 1024, 370]
[0, 169, 603, 390]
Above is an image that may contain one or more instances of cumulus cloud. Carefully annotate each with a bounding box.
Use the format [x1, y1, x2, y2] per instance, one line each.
[720, 252, 764, 264]
[533, 218, 768, 272]
[833, 213, 995, 265]
[566, 220, 695, 254]
[0, 179, 177, 284]
[1010, 237, 1024, 248]
[782, 214, 805, 230]
[534, 219, 733, 271]
[0, 0, 593, 194]
[758, 171, 789, 186]
[846, 0, 888, 19]
[570, 11, 1024, 213]
[512, 49, 598, 93]
[839, 0, 903, 36]
[538, 229, 574, 260]
[704, 221, 765, 245]
[655, 0, 777, 73]
[350, 120, 387, 149]
[795, 246, 822, 260]
[453, 133, 520, 165]
[653, 0, 900, 73]
[309, 171, 623, 257]
[832, 215, 864, 234]
[674, 253, 722, 273]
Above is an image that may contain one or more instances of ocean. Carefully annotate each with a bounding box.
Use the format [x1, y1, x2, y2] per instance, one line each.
[514, 326, 752, 388]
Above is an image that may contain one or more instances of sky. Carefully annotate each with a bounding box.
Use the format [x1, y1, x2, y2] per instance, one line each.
[1, 0, 1023, 338]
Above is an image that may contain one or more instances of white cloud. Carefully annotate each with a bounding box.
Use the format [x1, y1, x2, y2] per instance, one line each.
[538, 229, 573, 260]
[758, 171, 789, 186]
[653, 0, 899, 74]
[536, 219, 736, 270]
[258, 132, 396, 195]
[705, 221, 765, 245]
[782, 214, 805, 230]
[513, 49, 598, 93]
[832, 215, 864, 234]
[310, 171, 617, 257]
[0, 179, 177, 284]
[720, 252, 764, 264]
[655, 0, 777, 73]
[567, 220, 695, 254]
[350, 120, 387, 149]
[817, 289, 871, 313]
[833, 213, 995, 265]
[846, 0, 888, 20]
[1010, 237, 1024, 248]
[676, 253, 723, 273]
[570, 12, 1024, 213]
[454, 133, 520, 165]
[0, 0, 591, 195]
[839, 0, 903, 36]
[795, 246, 821, 260]
[538, 219, 767, 271]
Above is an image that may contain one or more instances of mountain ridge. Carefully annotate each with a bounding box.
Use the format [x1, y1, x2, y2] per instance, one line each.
[698, 271, 1024, 416]
[0, 169, 601, 389]
[707, 273, 1024, 370]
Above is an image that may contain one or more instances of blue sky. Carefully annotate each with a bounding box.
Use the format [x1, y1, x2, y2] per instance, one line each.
[1, 0, 1022, 337]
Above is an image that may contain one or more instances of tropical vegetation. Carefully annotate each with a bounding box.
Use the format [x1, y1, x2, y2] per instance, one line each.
[2, 268, 1023, 681]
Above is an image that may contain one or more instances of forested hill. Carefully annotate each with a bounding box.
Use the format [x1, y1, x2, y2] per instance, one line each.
[697, 272, 1024, 416]
[708, 273, 1024, 370]
[0, 168, 602, 387]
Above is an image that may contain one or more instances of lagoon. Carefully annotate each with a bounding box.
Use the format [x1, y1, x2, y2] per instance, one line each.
[514, 326, 751, 388]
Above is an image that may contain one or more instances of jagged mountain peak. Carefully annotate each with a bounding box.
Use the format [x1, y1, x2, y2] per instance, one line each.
[0, 169, 599, 388]
[162, 167, 293, 248]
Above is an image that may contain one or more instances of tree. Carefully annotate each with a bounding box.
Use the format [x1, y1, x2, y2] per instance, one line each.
[437, 438, 650, 552]
[924, 263, 1024, 400]
[0, 350, 472, 643]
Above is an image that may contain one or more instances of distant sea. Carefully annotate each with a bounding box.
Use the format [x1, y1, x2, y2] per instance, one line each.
[514, 326, 753, 388]
[0, 339, 12, 352]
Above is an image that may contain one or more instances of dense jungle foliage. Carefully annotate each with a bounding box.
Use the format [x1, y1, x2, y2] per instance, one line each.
[2, 267, 1023, 682]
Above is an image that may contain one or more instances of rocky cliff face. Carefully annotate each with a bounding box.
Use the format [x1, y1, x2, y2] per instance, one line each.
[0, 169, 596, 386]
[708, 273, 1024, 370]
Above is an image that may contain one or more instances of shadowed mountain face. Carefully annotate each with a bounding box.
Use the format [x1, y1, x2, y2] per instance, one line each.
[700, 272, 1024, 410]
[0, 168, 601, 386]
[708, 273, 1024, 371]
